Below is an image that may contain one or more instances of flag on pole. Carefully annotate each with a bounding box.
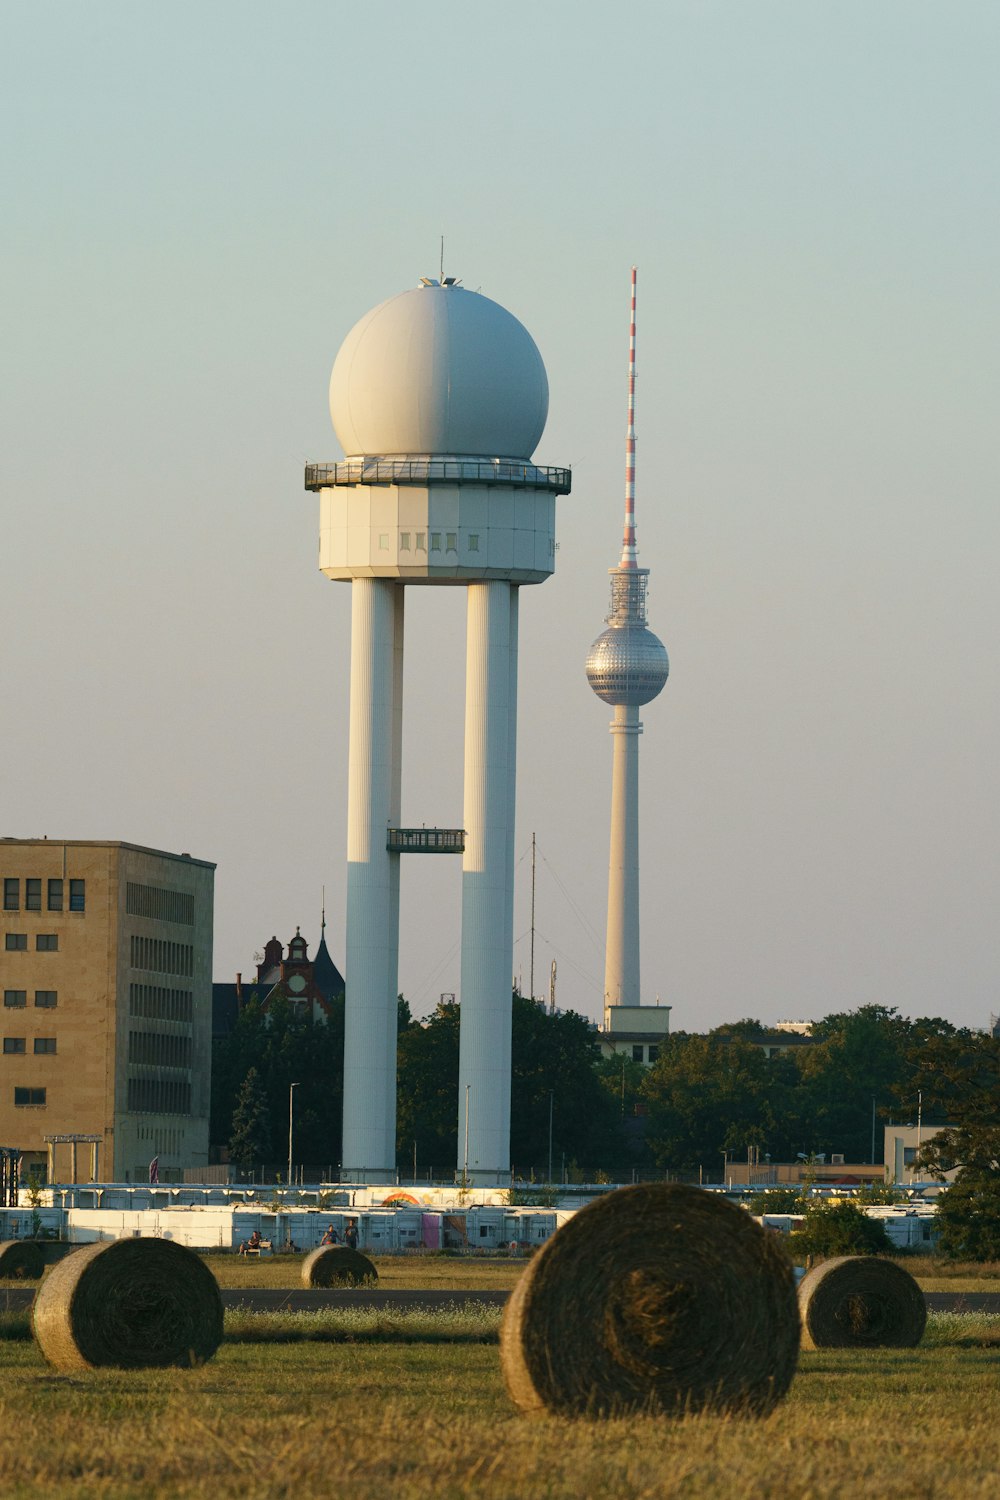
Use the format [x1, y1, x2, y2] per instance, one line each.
[149, 1156, 159, 1184]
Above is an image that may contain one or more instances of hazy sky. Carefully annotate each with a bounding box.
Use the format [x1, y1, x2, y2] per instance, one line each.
[3, 2, 998, 1033]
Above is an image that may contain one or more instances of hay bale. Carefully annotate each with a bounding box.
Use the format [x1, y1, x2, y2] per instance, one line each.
[798, 1255, 926, 1349]
[32, 1238, 223, 1371]
[500, 1183, 799, 1419]
[301, 1245, 378, 1287]
[0, 1240, 45, 1280]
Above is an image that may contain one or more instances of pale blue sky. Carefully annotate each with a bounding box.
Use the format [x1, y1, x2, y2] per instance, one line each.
[2, 2, 998, 1031]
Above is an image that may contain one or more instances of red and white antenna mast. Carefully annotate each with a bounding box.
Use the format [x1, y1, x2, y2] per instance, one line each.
[620, 265, 638, 569]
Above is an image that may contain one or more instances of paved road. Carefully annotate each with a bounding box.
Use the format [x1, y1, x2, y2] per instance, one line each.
[2, 1286, 998, 1315]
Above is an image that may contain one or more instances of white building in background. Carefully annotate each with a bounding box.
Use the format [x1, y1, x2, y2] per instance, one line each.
[306, 277, 570, 1185]
[586, 269, 669, 1033]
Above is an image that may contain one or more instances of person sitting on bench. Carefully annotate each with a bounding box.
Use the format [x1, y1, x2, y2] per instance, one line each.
[239, 1229, 263, 1257]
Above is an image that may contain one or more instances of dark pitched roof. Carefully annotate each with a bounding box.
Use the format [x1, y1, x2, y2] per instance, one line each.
[313, 932, 345, 1002]
[212, 984, 241, 1041]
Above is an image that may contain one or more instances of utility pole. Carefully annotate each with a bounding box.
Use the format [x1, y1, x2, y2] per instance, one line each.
[529, 831, 536, 1000]
[548, 1090, 554, 1184]
[287, 1083, 300, 1194]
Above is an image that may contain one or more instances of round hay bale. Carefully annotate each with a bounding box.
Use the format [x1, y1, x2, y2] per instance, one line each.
[798, 1255, 926, 1350]
[0, 1240, 45, 1280]
[500, 1183, 799, 1419]
[31, 1238, 223, 1372]
[301, 1245, 378, 1287]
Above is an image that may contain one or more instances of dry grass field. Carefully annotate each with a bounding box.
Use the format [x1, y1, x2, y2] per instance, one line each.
[0, 1313, 997, 1498]
[0, 1255, 997, 1497]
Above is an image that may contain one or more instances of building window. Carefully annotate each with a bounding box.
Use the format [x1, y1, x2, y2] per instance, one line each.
[3, 880, 18, 912]
[69, 879, 85, 912]
[446, 532, 457, 552]
[415, 533, 426, 552]
[648, 1045, 659, 1063]
[378, 533, 389, 550]
[47, 879, 63, 911]
[4, 934, 27, 952]
[3, 1038, 25, 1055]
[469, 534, 479, 552]
[25, 879, 42, 912]
[14, 1088, 46, 1108]
[34, 1038, 56, 1055]
[632, 1044, 644, 1062]
[35, 991, 58, 1009]
[430, 533, 441, 551]
[125, 883, 194, 927]
[3, 991, 27, 1009]
[400, 532, 411, 551]
[36, 934, 58, 952]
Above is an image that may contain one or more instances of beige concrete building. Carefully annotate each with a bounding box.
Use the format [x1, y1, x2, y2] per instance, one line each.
[0, 840, 214, 1182]
[597, 1002, 671, 1066]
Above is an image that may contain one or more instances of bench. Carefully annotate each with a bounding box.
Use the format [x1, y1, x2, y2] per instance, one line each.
[241, 1238, 273, 1258]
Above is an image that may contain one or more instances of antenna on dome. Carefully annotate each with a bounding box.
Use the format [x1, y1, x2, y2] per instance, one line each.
[440, 234, 444, 283]
[321, 885, 326, 938]
[620, 265, 638, 570]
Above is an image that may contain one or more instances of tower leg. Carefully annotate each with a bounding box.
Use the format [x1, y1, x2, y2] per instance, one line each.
[459, 581, 514, 1186]
[342, 578, 403, 1183]
[604, 703, 642, 1012]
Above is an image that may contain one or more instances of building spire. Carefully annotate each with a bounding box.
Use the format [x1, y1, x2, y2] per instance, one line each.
[620, 265, 639, 570]
[321, 885, 326, 938]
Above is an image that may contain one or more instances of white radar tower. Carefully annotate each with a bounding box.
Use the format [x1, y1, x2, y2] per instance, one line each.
[307, 276, 570, 1185]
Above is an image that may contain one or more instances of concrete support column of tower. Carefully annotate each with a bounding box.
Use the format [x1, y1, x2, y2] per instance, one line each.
[342, 577, 403, 1183]
[502, 585, 519, 1117]
[459, 580, 514, 1185]
[604, 703, 643, 1008]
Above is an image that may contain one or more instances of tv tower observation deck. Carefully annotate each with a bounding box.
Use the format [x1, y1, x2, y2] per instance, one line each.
[585, 268, 669, 1014]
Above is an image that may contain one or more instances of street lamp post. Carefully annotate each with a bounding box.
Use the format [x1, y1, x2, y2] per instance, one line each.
[288, 1083, 300, 1189]
[548, 1091, 554, 1185]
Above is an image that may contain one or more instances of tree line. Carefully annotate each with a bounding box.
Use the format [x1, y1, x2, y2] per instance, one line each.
[211, 997, 999, 1196]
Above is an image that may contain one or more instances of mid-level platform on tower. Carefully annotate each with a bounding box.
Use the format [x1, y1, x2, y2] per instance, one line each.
[386, 827, 465, 854]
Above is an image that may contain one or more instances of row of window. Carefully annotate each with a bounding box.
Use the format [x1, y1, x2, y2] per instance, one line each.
[128, 1030, 192, 1069]
[126, 1077, 191, 1115]
[129, 983, 194, 1023]
[381, 531, 469, 554]
[3, 1037, 56, 1055]
[4, 991, 57, 1009]
[14, 1087, 45, 1107]
[125, 882, 195, 927]
[5, 933, 58, 952]
[3, 879, 84, 913]
[632, 1044, 660, 1063]
[129, 936, 194, 978]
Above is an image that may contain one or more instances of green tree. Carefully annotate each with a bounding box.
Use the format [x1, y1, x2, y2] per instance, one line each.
[395, 991, 622, 1178]
[229, 1067, 272, 1171]
[641, 1031, 799, 1173]
[212, 991, 346, 1170]
[790, 1200, 893, 1259]
[797, 1005, 913, 1161]
[909, 1031, 1000, 1261]
[748, 1187, 804, 1215]
[396, 997, 461, 1172]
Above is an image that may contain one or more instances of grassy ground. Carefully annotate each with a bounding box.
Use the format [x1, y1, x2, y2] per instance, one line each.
[0, 1315, 997, 1497]
[200, 1251, 1000, 1294]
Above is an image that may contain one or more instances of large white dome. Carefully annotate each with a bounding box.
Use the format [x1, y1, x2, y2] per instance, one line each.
[329, 283, 549, 459]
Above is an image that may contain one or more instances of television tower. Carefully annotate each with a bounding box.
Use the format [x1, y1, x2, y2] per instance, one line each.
[585, 267, 669, 1012]
[307, 277, 570, 1184]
